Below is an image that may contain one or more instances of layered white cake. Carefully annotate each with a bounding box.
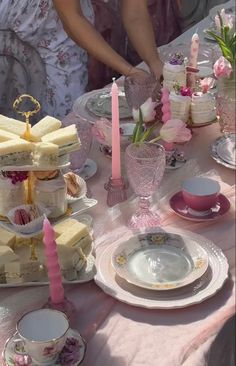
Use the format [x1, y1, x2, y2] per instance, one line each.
[169, 92, 191, 123]
[163, 53, 186, 92]
[191, 92, 217, 125]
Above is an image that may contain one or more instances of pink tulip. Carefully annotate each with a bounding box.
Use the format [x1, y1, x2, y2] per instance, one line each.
[132, 97, 157, 123]
[213, 56, 233, 79]
[159, 119, 192, 143]
[215, 9, 234, 32]
[92, 118, 112, 146]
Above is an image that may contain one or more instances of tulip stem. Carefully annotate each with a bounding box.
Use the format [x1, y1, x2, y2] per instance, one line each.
[149, 136, 162, 144]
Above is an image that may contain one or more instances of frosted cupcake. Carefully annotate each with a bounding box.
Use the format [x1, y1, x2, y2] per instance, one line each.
[163, 53, 187, 92]
[169, 85, 192, 123]
[191, 92, 216, 125]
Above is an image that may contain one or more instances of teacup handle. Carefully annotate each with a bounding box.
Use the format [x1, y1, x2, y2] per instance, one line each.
[12, 332, 27, 354]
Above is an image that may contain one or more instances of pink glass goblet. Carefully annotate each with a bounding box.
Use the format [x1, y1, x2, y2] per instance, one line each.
[124, 71, 161, 110]
[70, 118, 92, 173]
[125, 142, 166, 228]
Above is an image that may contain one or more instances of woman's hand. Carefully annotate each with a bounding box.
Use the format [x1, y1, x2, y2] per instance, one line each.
[149, 58, 164, 83]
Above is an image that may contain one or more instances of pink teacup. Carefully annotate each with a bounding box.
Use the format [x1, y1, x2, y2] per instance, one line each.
[182, 177, 220, 212]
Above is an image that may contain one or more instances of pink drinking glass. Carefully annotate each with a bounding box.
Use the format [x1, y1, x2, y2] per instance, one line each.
[70, 118, 92, 173]
[125, 142, 166, 228]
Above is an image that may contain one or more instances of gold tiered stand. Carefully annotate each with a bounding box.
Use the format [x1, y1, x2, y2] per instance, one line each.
[12, 94, 41, 260]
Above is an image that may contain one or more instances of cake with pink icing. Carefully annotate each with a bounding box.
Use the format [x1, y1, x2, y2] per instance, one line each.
[191, 92, 216, 125]
[163, 53, 187, 92]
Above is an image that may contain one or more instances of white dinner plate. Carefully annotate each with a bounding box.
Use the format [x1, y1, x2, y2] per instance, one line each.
[111, 233, 208, 291]
[210, 134, 236, 170]
[216, 134, 236, 166]
[95, 229, 229, 309]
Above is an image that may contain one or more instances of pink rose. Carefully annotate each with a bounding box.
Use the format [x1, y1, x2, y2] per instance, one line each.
[14, 354, 32, 366]
[213, 56, 233, 79]
[92, 118, 112, 146]
[159, 119, 192, 143]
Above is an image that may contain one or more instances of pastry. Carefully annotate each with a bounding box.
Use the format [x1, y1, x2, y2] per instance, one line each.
[0, 115, 30, 137]
[163, 53, 187, 92]
[0, 227, 16, 248]
[191, 92, 217, 124]
[64, 172, 81, 197]
[0, 139, 33, 167]
[42, 125, 81, 154]
[30, 116, 62, 142]
[0, 129, 21, 142]
[33, 142, 59, 167]
[33, 170, 59, 180]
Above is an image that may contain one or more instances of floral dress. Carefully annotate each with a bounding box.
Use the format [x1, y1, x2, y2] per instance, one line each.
[0, 0, 94, 118]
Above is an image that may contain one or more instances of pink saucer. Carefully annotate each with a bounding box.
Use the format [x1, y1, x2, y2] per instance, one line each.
[169, 192, 230, 222]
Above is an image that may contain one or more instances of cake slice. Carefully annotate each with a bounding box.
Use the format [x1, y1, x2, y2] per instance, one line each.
[0, 129, 21, 142]
[0, 139, 33, 166]
[42, 125, 81, 154]
[0, 115, 30, 137]
[33, 142, 59, 167]
[31, 116, 62, 142]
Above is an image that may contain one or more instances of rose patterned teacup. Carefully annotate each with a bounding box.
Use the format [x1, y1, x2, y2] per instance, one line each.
[16, 309, 69, 365]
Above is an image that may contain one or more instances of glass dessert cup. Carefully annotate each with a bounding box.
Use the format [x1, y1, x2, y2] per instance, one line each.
[125, 142, 166, 228]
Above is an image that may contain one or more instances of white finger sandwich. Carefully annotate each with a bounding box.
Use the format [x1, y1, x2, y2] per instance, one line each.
[42, 124, 81, 155]
[30, 116, 62, 142]
[33, 142, 59, 167]
[0, 139, 33, 167]
[0, 129, 21, 142]
[0, 115, 30, 137]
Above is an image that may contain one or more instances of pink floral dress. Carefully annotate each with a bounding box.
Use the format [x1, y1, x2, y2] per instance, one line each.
[0, 0, 94, 118]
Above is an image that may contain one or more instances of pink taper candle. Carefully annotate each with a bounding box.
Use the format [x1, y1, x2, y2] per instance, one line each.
[161, 87, 174, 151]
[111, 78, 121, 180]
[43, 217, 64, 304]
[188, 33, 199, 88]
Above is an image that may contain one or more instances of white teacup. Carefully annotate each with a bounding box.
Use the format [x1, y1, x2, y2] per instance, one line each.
[16, 309, 69, 365]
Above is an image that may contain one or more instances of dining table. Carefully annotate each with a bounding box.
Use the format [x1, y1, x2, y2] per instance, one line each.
[0, 1, 235, 365]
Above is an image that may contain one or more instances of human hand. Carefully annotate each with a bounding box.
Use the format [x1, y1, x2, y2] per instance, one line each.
[149, 59, 164, 84]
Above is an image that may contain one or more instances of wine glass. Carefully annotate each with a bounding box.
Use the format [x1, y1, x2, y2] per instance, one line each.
[70, 118, 93, 173]
[125, 142, 166, 228]
[124, 71, 161, 110]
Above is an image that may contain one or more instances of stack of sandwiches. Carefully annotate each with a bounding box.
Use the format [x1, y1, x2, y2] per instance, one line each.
[0, 114, 81, 168]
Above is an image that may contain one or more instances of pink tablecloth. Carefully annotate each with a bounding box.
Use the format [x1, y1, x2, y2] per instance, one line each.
[0, 116, 235, 365]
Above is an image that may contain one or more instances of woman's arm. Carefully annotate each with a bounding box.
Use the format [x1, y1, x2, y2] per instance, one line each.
[53, 0, 133, 76]
[121, 0, 163, 80]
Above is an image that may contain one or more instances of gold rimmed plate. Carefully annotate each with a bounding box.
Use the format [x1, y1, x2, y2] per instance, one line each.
[111, 233, 208, 291]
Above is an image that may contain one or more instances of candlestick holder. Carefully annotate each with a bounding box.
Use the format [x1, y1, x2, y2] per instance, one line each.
[104, 176, 128, 207]
[43, 296, 76, 326]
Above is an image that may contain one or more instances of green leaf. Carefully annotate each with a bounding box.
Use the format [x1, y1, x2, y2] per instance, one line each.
[139, 124, 157, 143]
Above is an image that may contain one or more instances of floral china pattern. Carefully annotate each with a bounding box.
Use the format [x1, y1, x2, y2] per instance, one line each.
[5, 336, 84, 366]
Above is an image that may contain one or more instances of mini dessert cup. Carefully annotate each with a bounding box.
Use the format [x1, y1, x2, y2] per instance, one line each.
[7, 204, 50, 234]
[182, 177, 220, 212]
[170, 93, 191, 123]
[64, 174, 87, 203]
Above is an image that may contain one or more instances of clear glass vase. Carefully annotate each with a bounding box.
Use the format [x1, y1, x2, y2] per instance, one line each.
[216, 71, 236, 136]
